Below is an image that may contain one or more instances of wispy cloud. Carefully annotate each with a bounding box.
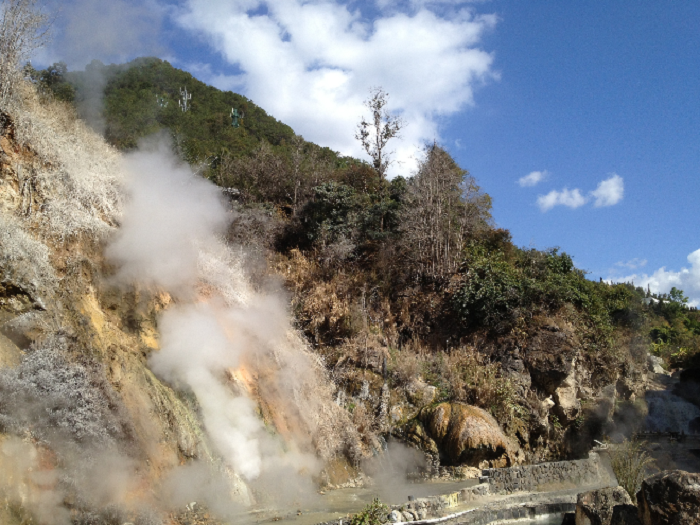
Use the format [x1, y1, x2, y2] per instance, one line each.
[174, 1, 498, 176]
[537, 188, 587, 212]
[614, 258, 648, 270]
[613, 249, 700, 306]
[536, 174, 624, 212]
[591, 173, 624, 207]
[518, 170, 547, 187]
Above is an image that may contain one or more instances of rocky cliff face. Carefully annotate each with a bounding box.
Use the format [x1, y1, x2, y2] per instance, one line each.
[0, 82, 653, 523]
[0, 87, 361, 524]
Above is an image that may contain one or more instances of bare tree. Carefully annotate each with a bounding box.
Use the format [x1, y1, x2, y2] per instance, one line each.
[400, 143, 492, 280]
[355, 87, 403, 179]
[0, 0, 50, 106]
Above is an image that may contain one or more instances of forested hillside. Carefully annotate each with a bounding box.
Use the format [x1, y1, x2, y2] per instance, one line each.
[31, 57, 345, 167]
[28, 55, 700, 470]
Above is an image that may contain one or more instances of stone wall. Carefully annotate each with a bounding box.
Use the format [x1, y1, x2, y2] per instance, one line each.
[387, 484, 490, 521]
[483, 452, 612, 495]
[314, 453, 613, 525]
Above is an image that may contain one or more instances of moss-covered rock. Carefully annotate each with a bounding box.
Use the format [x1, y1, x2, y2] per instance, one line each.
[419, 402, 516, 467]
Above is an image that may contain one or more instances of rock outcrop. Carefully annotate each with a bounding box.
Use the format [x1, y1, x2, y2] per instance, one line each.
[418, 403, 515, 467]
[575, 486, 633, 525]
[637, 470, 700, 525]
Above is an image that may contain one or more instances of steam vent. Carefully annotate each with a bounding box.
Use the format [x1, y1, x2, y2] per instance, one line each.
[1, 3, 700, 524]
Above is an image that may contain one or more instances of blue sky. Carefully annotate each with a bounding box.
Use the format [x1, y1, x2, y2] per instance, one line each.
[38, 0, 700, 302]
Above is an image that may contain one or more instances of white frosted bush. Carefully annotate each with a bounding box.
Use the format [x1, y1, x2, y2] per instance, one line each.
[0, 333, 125, 443]
[0, 213, 56, 297]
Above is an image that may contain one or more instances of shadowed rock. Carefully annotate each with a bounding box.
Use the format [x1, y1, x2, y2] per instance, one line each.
[575, 486, 632, 525]
[610, 504, 641, 525]
[637, 470, 700, 525]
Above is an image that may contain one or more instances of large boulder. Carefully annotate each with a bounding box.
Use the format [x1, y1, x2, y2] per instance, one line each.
[637, 470, 700, 525]
[419, 403, 515, 466]
[575, 486, 632, 525]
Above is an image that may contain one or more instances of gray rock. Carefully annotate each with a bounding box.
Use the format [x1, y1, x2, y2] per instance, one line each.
[575, 486, 632, 525]
[388, 510, 403, 522]
[647, 355, 668, 375]
[637, 470, 700, 524]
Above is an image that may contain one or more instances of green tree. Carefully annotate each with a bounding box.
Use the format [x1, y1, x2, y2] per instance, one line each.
[669, 287, 688, 305]
[355, 87, 403, 179]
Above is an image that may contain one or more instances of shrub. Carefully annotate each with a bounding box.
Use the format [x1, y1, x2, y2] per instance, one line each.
[609, 439, 655, 504]
[452, 250, 523, 331]
[350, 497, 389, 525]
[0, 0, 50, 107]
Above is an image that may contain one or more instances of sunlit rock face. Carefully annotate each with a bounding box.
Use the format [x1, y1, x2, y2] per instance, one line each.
[645, 390, 700, 433]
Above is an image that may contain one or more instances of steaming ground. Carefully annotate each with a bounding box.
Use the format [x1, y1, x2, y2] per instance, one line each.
[0, 88, 431, 523]
[106, 134, 362, 515]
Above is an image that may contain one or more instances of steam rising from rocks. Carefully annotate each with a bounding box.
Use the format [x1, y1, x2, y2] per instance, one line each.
[106, 137, 232, 298]
[108, 135, 350, 507]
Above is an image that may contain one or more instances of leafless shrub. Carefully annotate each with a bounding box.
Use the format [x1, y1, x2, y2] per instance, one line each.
[355, 87, 403, 179]
[319, 236, 355, 267]
[0, 0, 50, 108]
[227, 201, 284, 252]
[400, 144, 492, 280]
[0, 213, 56, 297]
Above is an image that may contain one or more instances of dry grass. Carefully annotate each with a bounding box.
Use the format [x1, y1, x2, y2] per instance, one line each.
[0, 213, 56, 297]
[8, 82, 122, 240]
[609, 439, 656, 504]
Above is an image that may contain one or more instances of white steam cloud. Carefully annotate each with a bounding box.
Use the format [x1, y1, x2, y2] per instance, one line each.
[152, 302, 266, 479]
[106, 137, 232, 299]
[43, 0, 165, 69]
[107, 136, 348, 509]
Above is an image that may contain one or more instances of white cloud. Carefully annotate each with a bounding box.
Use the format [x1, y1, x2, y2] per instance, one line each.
[518, 170, 547, 187]
[536, 188, 588, 212]
[613, 249, 700, 306]
[174, 0, 497, 176]
[591, 173, 624, 207]
[536, 173, 625, 212]
[615, 258, 647, 270]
